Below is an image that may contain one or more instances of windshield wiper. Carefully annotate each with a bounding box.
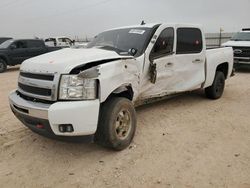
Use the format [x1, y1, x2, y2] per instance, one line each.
[95, 45, 127, 55]
[94, 45, 136, 56]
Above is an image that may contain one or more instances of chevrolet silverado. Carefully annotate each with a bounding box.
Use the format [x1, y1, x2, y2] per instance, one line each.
[9, 23, 234, 150]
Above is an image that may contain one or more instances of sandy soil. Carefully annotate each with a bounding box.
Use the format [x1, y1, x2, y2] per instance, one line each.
[0, 66, 250, 188]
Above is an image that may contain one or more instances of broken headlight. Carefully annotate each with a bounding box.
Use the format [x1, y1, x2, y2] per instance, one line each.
[59, 75, 97, 100]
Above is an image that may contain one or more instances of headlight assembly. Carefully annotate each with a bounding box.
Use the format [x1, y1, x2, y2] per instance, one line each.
[59, 75, 97, 100]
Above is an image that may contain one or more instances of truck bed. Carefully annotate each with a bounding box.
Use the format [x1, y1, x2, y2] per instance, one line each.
[203, 47, 234, 88]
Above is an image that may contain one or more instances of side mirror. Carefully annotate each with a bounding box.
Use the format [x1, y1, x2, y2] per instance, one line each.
[149, 62, 157, 84]
[128, 48, 137, 56]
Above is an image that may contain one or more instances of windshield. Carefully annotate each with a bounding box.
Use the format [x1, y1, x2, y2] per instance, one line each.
[0, 38, 12, 44]
[0, 39, 14, 49]
[87, 27, 154, 57]
[231, 32, 250, 41]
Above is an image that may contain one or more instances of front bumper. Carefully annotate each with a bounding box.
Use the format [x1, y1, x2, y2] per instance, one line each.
[9, 90, 100, 137]
[234, 57, 250, 65]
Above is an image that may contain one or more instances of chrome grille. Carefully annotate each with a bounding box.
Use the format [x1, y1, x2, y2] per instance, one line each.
[18, 71, 59, 101]
[18, 83, 52, 96]
[233, 47, 250, 58]
[20, 72, 54, 81]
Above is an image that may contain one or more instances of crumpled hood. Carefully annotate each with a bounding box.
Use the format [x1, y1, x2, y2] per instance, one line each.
[222, 40, 250, 47]
[20, 48, 132, 74]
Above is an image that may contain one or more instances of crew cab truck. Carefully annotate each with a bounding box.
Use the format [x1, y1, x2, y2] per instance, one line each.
[0, 39, 61, 73]
[9, 23, 233, 150]
[222, 28, 250, 67]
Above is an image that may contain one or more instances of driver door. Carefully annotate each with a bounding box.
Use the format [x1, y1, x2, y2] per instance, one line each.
[139, 27, 176, 98]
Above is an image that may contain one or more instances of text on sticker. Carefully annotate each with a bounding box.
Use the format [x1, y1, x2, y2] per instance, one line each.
[129, 29, 145, 35]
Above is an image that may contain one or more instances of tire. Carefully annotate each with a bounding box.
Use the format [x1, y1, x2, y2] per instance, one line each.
[0, 59, 7, 73]
[205, 71, 225, 99]
[95, 97, 136, 151]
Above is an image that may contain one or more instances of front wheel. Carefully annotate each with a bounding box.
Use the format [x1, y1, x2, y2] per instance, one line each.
[95, 97, 136, 151]
[205, 71, 225, 99]
[0, 59, 7, 73]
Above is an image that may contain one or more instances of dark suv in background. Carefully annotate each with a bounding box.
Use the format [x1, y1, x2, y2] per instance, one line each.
[0, 39, 62, 73]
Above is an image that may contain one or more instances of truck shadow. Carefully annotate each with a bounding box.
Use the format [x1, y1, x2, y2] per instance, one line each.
[5, 66, 20, 73]
[235, 65, 250, 73]
[22, 130, 115, 156]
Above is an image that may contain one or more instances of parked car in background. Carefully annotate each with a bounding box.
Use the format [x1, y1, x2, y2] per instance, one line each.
[0, 37, 12, 44]
[222, 28, 250, 67]
[0, 39, 62, 73]
[9, 23, 233, 150]
[45, 36, 74, 47]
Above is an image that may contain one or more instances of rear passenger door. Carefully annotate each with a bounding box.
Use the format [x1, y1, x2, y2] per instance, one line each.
[172, 27, 206, 92]
[27, 40, 47, 58]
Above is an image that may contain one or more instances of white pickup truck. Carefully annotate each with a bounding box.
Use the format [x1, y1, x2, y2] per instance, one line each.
[9, 23, 233, 150]
[45, 37, 74, 47]
[222, 28, 250, 67]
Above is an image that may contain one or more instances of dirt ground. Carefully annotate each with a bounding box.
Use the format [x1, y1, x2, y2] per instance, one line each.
[0, 66, 250, 188]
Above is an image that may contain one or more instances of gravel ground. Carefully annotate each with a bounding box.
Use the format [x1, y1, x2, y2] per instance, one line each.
[0, 66, 250, 188]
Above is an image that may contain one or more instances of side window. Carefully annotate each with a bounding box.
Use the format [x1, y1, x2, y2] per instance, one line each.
[58, 38, 69, 43]
[176, 28, 203, 54]
[14, 41, 27, 49]
[27, 40, 43, 48]
[150, 27, 174, 59]
[65, 38, 72, 43]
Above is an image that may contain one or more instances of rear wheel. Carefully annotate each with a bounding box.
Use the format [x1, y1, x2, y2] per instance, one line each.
[205, 71, 225, 99]
[95, 97, 136, 151]
[0, 59, 7, 73]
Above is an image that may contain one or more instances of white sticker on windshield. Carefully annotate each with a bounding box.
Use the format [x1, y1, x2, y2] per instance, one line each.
[129, 29, 145, 35]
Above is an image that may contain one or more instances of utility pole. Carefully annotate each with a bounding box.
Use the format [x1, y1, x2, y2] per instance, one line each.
[219, 27, 224, 47]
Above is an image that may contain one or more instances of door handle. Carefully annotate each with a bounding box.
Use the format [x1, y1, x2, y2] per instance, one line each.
[166, 62, 173, 66]
[192, 59, 202, 63]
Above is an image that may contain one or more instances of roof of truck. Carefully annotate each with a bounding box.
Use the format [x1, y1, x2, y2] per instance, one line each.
[103, 23, 202, 33]
[241, 30, 250, 33]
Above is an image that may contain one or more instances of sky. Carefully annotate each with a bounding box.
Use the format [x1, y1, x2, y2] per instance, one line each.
[0, 0, 249, 39]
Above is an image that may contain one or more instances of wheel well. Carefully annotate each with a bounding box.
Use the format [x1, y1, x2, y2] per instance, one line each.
[0, 56, 7, 64]
[216, 62, 228, 79]
[108, 85, 134, 101]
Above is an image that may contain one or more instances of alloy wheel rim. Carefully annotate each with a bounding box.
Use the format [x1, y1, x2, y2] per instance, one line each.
[115, 109, 132, 140]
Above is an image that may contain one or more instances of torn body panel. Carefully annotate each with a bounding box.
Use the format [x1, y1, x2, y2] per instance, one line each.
[97, 58, 141, 103]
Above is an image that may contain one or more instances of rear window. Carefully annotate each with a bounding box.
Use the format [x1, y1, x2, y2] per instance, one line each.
[176, 28, 203, 54]
[27, 40, 44, 48]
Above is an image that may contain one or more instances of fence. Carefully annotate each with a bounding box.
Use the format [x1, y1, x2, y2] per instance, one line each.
[205, 32, 235, 48]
